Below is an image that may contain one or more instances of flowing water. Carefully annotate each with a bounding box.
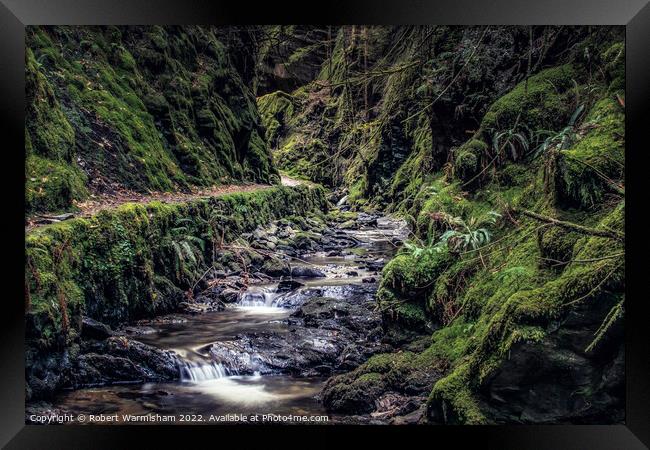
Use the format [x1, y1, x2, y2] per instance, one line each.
[51, 214, 408, 424]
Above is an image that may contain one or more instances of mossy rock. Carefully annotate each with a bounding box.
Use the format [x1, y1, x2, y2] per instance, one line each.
[322, 348, 446, 415]
[379, 249, 452, 299]
[378, 248, 452, 335]
[453, 139, 487, 185]
[481, 64, 577, 134]
[26, 155, 88, 214]
[322, 372, 387, 414]
[536, 226, 578, 271]
[414, 182, 474, 238]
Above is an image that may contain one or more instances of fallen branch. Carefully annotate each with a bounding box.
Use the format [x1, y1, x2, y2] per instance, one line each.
[537, 252, 625, 266]
[512, 208, 624, 242]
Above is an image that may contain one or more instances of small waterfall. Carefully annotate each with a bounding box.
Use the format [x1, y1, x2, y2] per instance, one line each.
[237, 287, 280, 307]
[336, 194, 349, 207]
[179, 360, 231, 382]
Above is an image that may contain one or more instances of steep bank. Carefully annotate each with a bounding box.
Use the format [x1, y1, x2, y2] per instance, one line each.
[259, 26, 625, 423]
[26, 26, 278, 216]
[25, 184, 327, 400]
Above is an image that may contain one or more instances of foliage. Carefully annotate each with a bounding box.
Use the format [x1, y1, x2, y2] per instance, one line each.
[25, 26, 279, 215]
[437, 211, 501, 252]
[531, 104, 585, 159]
[163, 218, 206, 283]
[492, 125, 531, 162]
[554, 97, 625, 208]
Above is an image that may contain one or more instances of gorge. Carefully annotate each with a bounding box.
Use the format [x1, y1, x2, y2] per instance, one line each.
[25, 25, 625, 425]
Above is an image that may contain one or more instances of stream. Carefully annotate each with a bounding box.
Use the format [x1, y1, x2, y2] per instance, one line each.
[49, 213, 408, 423]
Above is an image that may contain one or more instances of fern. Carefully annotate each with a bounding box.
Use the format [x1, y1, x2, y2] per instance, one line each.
[437, 211, 500, 252]
[164, 218, 206, 283]
[531, 104, 585, 159]
[493, 128, 530, 161]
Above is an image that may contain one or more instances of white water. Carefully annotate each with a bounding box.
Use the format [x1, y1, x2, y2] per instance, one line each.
[179, 360, 231, 382]
[179, 362, 305, 405]
[237, 286, 282, 308]
[336, 195, 349, 206]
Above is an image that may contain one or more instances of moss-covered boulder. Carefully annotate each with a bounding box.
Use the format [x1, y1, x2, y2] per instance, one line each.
[453, 139, 487, 185]
[536, 226, 579, 271]
[377, 248, 452, 337]
[322, 348, 446, 417]
[481, 64, 577, 134]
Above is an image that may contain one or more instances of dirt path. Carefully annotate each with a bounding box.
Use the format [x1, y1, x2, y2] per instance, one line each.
[26, 176, 303, 231]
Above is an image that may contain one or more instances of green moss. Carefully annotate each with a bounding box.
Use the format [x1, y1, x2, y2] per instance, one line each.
[25, 26, 279, 216]
[555, 97, 624, 209]
[481, 64, 577, 134]
[380, 249, 452, 297]
[601, 41, 624, 92]
[454, 140, 487, 184]
[425, 204, 623, 423]
[26, 155, 88, 214]
[536, 226, 578, 271]
[378, 247, 452, 333]
[273, 135, 332, 186]
[257, 90, 295, 146]
[25, 48, 76, 162]
[414, 181, 474, 238]
[322, 345, 447, 415]
[25, 46, 88, 213]
[430, 258, 479, 322]
[347, 178, 368, 206]
[322, 370, 388, 414]
[428, 362, 486, 424]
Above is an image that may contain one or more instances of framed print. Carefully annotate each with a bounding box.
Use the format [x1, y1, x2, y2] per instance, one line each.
[1, 0, 648, 448]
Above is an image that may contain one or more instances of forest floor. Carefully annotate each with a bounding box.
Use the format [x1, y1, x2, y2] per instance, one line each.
[25, 175, 303, 231]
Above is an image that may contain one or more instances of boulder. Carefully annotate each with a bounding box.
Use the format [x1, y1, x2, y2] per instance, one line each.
[218, 288, 240, 303]
[276, 279, 305, 293]
[291, 266, 326, 278]
[81, 316, 114, 340]
[261, 258, 290, 277]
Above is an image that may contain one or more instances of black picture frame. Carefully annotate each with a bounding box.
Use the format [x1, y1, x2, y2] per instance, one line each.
[2, 1, 648, 448]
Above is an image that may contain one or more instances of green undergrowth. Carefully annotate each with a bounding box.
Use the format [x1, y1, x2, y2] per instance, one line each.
[325, 88, 624, 423]
[554, 97, 625, 208]
[427, 203, 623, 424]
